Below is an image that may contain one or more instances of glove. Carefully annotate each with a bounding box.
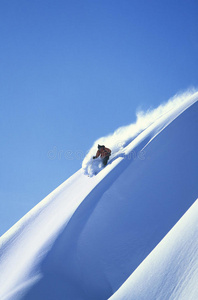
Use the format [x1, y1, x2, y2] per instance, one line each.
[93, 156, 96, 159]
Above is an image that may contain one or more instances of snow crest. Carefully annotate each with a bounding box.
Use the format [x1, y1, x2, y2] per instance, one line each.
[82, 89, 198, 176]
[0, 89, 198, 300]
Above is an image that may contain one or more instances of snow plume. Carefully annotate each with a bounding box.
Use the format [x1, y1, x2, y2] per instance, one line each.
[82, 89, 198, 176]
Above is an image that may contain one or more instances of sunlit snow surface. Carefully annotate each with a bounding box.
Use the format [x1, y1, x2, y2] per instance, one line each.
[0, 90, 198, 300]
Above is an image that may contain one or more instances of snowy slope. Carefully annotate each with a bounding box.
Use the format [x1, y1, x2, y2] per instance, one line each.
[109, 199, 198, 300]
[0, 91, 198, 300]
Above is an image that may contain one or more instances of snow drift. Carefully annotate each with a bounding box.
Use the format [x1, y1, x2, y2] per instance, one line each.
[0, 90, 198, 300]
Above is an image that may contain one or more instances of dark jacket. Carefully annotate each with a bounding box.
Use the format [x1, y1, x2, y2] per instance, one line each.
[95, 146, 111, 158]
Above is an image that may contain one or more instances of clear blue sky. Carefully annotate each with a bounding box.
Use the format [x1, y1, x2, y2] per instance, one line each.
[1, 0, 198, 236]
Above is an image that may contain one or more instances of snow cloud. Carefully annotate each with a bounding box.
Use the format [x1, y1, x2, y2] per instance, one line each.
[82, 88, 198, 176]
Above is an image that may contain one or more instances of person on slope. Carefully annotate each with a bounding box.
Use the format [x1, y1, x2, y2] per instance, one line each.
[93, 144, 111, 166]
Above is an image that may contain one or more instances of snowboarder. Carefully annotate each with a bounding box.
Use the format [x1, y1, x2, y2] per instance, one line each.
[93, 144, 111, 166]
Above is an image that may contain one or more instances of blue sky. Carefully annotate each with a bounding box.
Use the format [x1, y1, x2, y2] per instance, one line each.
[1, 0, 198, 236]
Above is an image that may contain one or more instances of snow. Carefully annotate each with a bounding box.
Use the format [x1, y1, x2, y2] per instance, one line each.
[109, 199, 198, 300]
[82, 89, 197, 176]
[0, 90, 198, 300]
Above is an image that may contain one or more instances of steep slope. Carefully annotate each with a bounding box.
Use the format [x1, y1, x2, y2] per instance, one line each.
[109, 199, 198, 300]
[0, 92, 197, 300]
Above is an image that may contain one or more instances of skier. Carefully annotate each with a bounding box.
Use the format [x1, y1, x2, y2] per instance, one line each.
[93, 144, 111, 166]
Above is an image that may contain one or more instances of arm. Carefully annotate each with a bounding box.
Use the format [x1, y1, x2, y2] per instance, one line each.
[95, 150, 101, 158]
[93, 150, 100, 159]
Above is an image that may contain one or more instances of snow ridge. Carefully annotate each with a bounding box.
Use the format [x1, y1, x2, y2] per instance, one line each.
[109, 199, 198, 300]
[0, 89, 198, 300]
[82, 89, 198, 176]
